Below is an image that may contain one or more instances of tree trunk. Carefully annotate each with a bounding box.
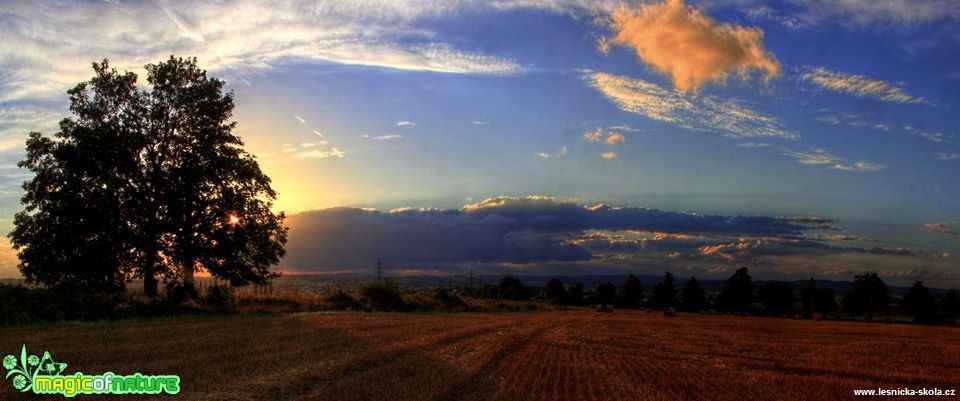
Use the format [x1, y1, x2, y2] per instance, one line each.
[142, 245, 157, 297]
[144, 269, 158, 298]
[183, 256, 195, 292]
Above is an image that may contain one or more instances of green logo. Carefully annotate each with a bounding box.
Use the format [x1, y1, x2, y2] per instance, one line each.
[3, 345, 179, 397]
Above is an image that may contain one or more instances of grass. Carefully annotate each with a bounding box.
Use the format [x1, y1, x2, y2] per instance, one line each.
[0, 310, 957, 400]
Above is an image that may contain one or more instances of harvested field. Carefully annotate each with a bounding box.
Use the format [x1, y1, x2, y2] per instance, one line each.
[1, 310, 957, 400]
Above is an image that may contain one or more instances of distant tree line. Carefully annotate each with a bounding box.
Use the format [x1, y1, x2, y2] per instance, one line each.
[471, 268, 960, 326]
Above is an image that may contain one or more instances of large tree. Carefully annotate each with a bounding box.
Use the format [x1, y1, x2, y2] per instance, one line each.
[715, 267, 754, 312]
[10, 57, 287, 296]
[618, 274, 644, 308]
[841, 273, 890, 320]
[679, 276, 708, 312]
[650, 272, 677, 309]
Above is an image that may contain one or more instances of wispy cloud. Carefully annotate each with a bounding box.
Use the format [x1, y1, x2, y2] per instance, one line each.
[294, 115, 307, 125]
[781, 148, 887, 172]
[535, 152, 551, 159]
[469, 121, 491, 126]
[0, 0, 525, 154]
[294, 148, 345, 159]
[601, 0, 780, 92]
[801, 67, 925, 104]
[925, 221, 957, 235]
[737, 142, 771, 148]
[601, 151, 617, 160]
[588, 72, 798, 139]
[791, 0, 960, 26]
[937, 152, 960, 161]
[396, 121, 416, 127]
[608, 124, 642, 132]
[372, 134, 404, 140]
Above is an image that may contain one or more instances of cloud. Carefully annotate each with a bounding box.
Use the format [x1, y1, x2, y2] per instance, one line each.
[535, 152, 551, 159]
[602, 0, 780, 92]
[601, 151, 617, 160]
[294, 148, 345, 159]
[371, 134, 404, 140]
[609, 124, 642, 133]
[800, 67, 925, 104]
[0, 0, 529, 157]
[605, 133, 625, 146]
[925, 222, 957, 235]
[396, 121, 416, 127]
[312, 130, 324, 137]
[469, 121, 491, 126]
[588, 72, 798, 139]
[937, 153, 960, 161]
[294, 115, 307, 125]
[781, 148, 886, 172]
[790, 0, 960, 25]
[281, 196, 825, 270]
[583, 127, 603, 142]
[737, 142, 771, 148]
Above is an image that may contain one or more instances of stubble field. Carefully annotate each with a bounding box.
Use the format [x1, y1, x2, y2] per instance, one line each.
[1, 310, 957, 401]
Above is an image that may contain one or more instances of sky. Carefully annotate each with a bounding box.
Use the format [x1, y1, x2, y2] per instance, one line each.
[0, 0, 959, 286]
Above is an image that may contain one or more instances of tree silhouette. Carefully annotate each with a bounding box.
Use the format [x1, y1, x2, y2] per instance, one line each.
[679, 276, 708, 312]
[757, 281, 795, 315]
[618, 274, 644, 308]
[495, 275, 530, 301]
[10, 57, 287, 296]
[800, 278, 817, 314]
[942, 289, 960, 320]
[715, 267, 754, 312]
[902, 281, 936, 324]
[650, 272, 677, 309]
[545, 278, 566, 303]
[841, 273, 890, 320]
[566, 282, 585, 305]
[595, 281, 616, 305]
[813, 287, 837, 316]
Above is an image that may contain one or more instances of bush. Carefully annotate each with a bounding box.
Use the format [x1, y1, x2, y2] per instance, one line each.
[360, 281, 405, 311]
[325, 290, 361, 311]
[432, 289, 467, 311]
[205, 285, 237, 311]
[0, 284, 124, 324]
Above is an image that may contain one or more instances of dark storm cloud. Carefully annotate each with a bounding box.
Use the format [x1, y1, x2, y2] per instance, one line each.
[281, 196, 822, 270]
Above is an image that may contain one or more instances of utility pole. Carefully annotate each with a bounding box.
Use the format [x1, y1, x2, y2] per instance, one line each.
[376, 257, 383, 282]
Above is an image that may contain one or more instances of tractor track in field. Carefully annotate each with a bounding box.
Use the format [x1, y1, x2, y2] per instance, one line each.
[434, 315, 579, 401]
[236, 318, 521, 401]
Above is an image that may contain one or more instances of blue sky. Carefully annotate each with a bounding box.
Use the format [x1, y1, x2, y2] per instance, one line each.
[1, 0, 958, 285]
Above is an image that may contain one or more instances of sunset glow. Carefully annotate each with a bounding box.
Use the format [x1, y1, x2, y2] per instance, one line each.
[0, 0, 958, 288]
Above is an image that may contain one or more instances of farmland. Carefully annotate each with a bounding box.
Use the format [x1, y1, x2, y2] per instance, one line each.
[1, 310, 957, 401]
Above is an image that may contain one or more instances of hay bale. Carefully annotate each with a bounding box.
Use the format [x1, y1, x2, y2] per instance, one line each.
[663, 307, 676, 317]
[811, 313, 823, 322]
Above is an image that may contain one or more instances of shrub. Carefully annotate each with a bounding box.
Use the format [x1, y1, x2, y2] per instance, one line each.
[360, 281, 405, 311]
[205, 285, 237, 311]
[432, 289, 467, 311]
[325, 290, 361, 311]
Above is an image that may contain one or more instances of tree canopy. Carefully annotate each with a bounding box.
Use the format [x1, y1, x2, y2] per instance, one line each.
[715, 267, 754, 312]
[841, 273, 890, 319]
[618, 274, 644, 308]
[10, 57, 287, 295]
[679, 276, 708, 312]
[650, 272, 677, 309]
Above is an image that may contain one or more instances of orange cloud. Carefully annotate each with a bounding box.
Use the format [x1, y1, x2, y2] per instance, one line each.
[601, 151, 617, 160]
[604, 0, 780, 92]
[605, 132, 625, 146]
